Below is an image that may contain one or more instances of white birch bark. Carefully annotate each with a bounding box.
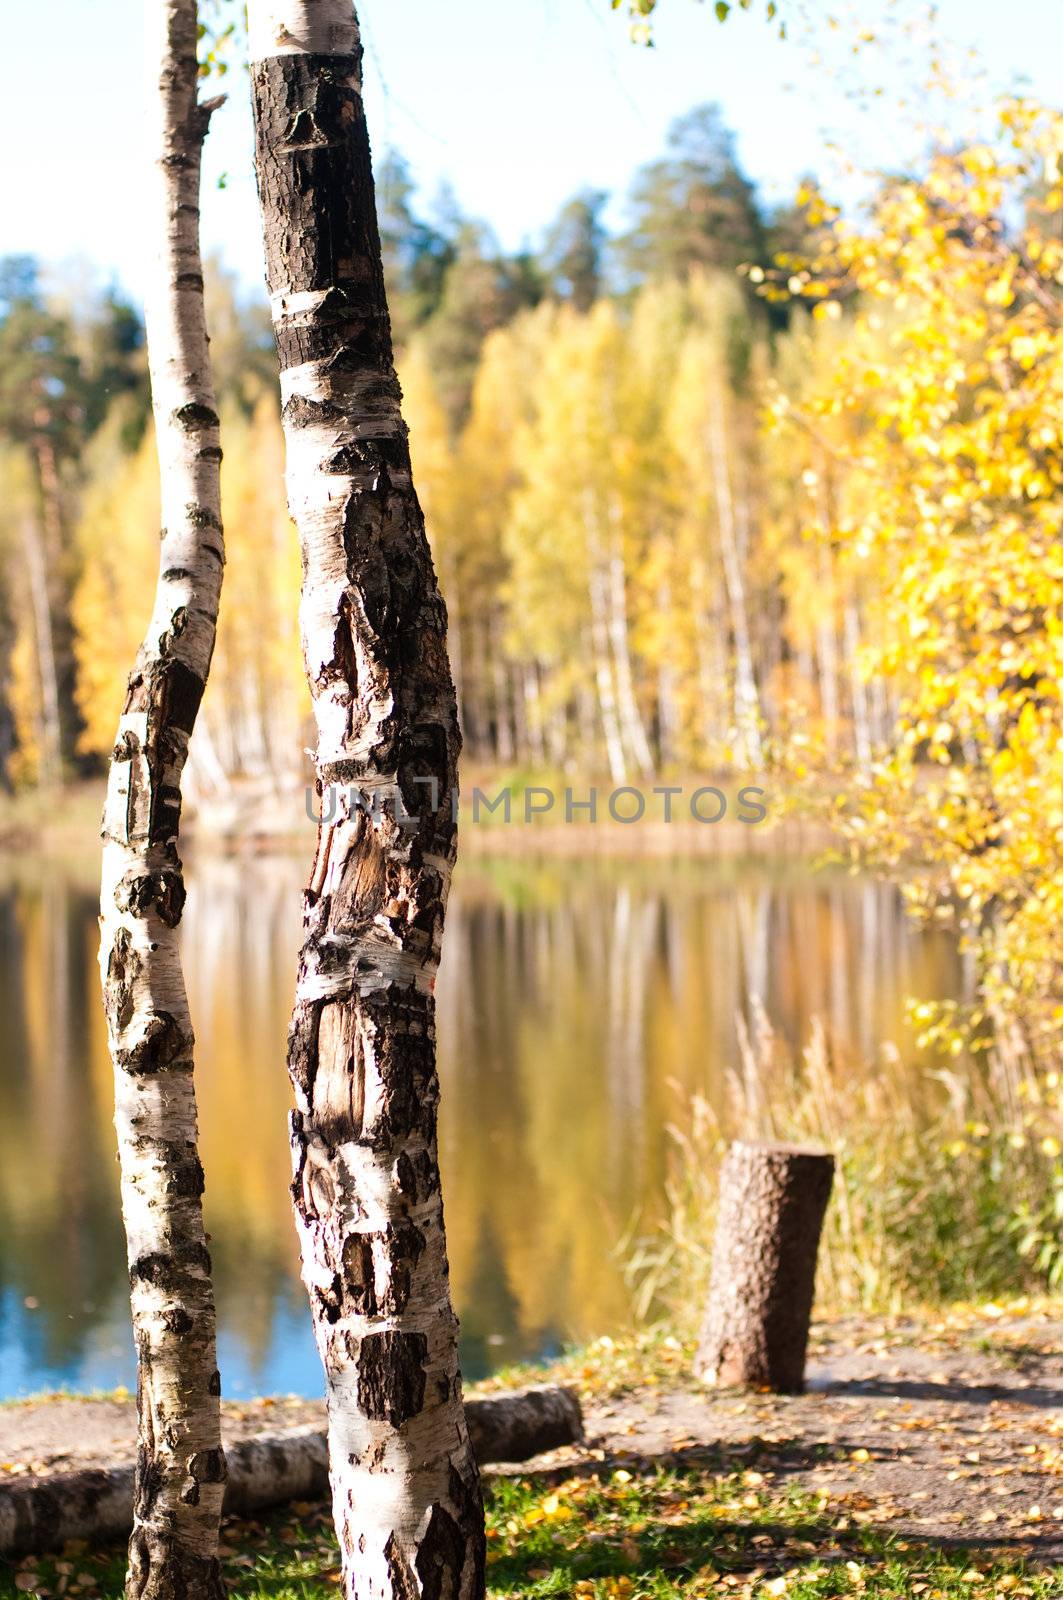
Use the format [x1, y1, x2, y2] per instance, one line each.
[606, 500, 654, 778]
[584, 494, 627, 782]
[247, 5, 485, 1595]
[20, 515, 63, 788]
[813, 476, 841, 755]
[843, 598, 872, 772]
[98, 5, 226, 1595]
[706, 387, 763, 768]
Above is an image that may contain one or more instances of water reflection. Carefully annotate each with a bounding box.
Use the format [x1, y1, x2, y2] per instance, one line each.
[0, 849, 962, 1396]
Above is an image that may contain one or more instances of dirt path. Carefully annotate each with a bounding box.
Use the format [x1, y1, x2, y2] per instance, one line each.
[579, 1313, 1063, 1564]
[3, 1309, 1061, 1563]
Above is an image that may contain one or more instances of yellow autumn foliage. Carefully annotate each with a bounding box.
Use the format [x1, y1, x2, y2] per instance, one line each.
[774, 97, 1063, 1052]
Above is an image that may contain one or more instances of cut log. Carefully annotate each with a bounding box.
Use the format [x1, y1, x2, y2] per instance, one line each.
[695, 1140, 834, 1394]
[0, 1386, 582, 1557]
[467, 1382, 583, 1463]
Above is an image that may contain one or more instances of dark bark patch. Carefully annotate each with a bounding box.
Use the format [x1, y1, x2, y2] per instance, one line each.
[173, 401, 220, 432]
[394, 1151, 417, 1200]
[189, 1448, 227, 1486]
[133, 1449, 164, 1522]
[186, 505, 222, 532]
[126, 1528, 225, 1600]
[162, 1307, 194, 1336]
[106, 927, 140, 1033]
[130, 1241, 212, 1292]
[342, 1221, 425, 1318]
[356, 1330, 427, 1428]
[168, 1153, 205, 1200]
[415, 1500, 466, 1600]
[384, 1533, 419, 1600]
[158, 658, 206, 736]
[342, 1232, 376, 1316]
[115, 869, 186, 928]
[314, 1273, 344, 1326]
[117, 1010, 190, 1075]
[283, 393, 342, 429]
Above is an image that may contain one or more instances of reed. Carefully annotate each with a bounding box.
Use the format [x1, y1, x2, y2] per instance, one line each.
[624, 1006, 1063, 1327]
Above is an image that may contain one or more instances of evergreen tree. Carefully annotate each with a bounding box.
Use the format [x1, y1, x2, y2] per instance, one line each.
[619, 103, 766, 286]
[377, 150, 458, 341]
[543, 189, 608, 311]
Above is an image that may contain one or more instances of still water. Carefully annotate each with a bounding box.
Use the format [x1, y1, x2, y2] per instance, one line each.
[0, 848, 964, 1398]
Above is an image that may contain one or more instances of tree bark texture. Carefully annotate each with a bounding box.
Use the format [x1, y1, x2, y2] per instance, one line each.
[695, 1141, 834, 1394]
[0, 1387, 581, 1561]
[247, 5, 484, 1597]
[98, 4, 226, 1596]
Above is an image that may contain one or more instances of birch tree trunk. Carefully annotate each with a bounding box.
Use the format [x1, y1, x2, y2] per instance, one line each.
[247, 6, 485, 1596]
[706, 389, 762, 768]
[98, 5, 227, 1596]
[20, 514, 63, 789]
[606, 502, 654, 778]
[585, 495, 627, 782]
[489, 609, 515, 765]
[843, 598, 872, 772]
[813, 467, 841, 754]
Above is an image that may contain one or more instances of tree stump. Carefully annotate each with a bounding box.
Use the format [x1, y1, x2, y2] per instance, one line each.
[695, 1141, 834, 1394]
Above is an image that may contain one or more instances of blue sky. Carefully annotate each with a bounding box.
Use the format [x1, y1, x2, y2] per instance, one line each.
[2, 0, 1060, 303]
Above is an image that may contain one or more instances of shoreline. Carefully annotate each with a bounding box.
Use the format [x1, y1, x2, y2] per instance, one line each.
[0, 776, 838, 862]
[4, 1307, 1063, 1574]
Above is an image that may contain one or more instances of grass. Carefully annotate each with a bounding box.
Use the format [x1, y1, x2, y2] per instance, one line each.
[622, 1009, 1063, 1333]
[2, 1462, 1059, 1599]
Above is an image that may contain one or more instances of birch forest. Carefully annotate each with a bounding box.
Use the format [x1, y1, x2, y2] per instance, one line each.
[0, 106, 867, 797]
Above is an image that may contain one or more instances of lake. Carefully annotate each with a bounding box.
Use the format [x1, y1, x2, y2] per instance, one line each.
[0, 846, 965, 1398]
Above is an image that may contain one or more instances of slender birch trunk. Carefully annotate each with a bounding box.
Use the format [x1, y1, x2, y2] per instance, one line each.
[689, 554, 723, 761]
[843, 598, 872, 772]
[522, 663, 546, 767]
[810, 464, 845, 755]
[706, 388, 762, 768]
[606, 501, 654, 778]
[489, 609, 515, 764]
[20, 514, 63, 789]
[585, 494, 626, 781]
[28, 422, 89, 772]
[813, 488, 841, 755]
[654, 580, 678, 770]
[98, 6, 226, 1596]
[248, 6, 485, 1596]
[589, 556, 627, 782]
[467, 619, 490, 761]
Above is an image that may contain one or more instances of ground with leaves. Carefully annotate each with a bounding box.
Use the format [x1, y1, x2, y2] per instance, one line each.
[2, 1304, 1061, 1598]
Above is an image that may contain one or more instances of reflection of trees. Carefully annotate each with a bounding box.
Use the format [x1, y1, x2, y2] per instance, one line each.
[437, 858, 965, 1355]
[181, 855, 306, 1377]
[0, 860, 123, 1374]
[0, 852, 965, 1390]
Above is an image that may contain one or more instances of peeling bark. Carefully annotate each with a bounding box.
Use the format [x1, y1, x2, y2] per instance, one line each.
[98, 5, 227, 1596]
[247, 4, 485, 1596]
